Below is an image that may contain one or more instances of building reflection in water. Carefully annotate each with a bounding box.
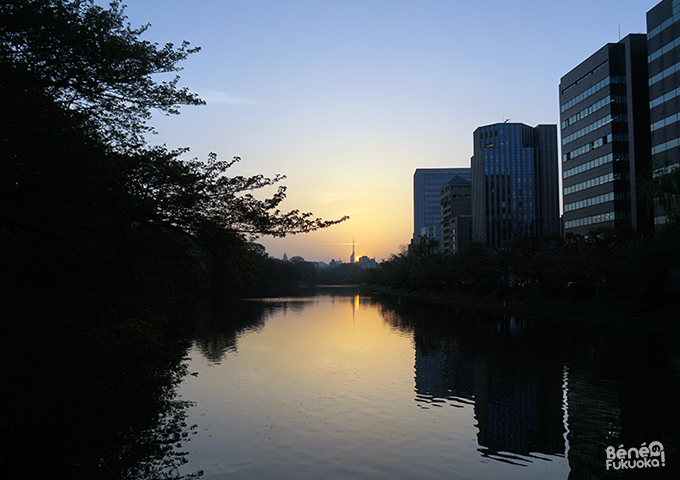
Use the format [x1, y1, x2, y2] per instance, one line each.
[373, 295, 680, 478]
[411, 312, 565, 464]
[193, 292, 680, 478]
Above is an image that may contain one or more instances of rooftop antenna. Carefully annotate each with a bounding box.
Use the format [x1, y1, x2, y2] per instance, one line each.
[619, 23, 621, 41]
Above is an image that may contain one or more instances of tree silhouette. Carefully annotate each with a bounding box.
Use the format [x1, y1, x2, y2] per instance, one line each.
[1, 0, 347, 289]
[1, 0, 203, 150]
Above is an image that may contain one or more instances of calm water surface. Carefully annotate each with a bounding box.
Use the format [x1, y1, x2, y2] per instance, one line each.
[178, 292, 680, 479]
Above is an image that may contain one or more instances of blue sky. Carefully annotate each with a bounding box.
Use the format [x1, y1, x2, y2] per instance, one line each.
[120, 0, 656, 261]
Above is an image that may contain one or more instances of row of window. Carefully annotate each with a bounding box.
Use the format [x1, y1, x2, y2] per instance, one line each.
[648, 2, 680, 40]
[649, 59, 680, 86]
[654, 163, 680, 177]
[655, 215, 669, 225]
[564, 192, 615, 213]
[561, 95, 619, 130]
[651, 110, 680, 131]
[563, 152, 624, 179]
[563, 134, 613, 162]
[652, 135, 680, 155]
[562, 114, 624, 146]
[561, 61, 609, 95]
[649, 35, 680, 63]
[650, 85, 680, 109]
[565, 211, 626, 230]
[487, 213, 532, 222]
[560, 77, 622, 113]
[564, 172, 616, 196]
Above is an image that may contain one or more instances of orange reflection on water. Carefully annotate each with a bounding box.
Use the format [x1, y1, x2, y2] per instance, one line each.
[180, 294, 574, 479]
[238, 295, 413, 396]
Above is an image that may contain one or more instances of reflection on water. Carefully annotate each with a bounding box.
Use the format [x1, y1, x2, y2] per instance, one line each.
[564, 332, 680, 480]
[183, 291, 680, 479]
[194, 301, 270, 363]
[2, 315, 201, 480]
[376, 298, 566, 467]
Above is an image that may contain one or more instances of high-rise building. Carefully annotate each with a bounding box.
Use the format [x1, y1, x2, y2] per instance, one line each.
[413, 168, 471, 244]
[471, 122, 559, 246]
[559, 34, 651, 236]
[648, 0, 680, 226]
[440, 176, 472, 254]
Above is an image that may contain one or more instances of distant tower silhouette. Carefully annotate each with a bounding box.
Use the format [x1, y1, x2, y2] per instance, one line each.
[349, 239, 355, 264]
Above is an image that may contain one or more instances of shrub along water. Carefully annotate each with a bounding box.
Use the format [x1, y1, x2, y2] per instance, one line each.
[363, 226, 680, 317]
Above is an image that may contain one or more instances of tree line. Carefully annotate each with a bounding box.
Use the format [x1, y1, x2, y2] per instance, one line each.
[362, 222, 680, 315]
[1, 0, 348, 314]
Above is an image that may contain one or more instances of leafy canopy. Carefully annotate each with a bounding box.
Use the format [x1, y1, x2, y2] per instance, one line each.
[1, 0, 347, 239]
[0, 0, 204, 150]
[128, 150, 349, 238]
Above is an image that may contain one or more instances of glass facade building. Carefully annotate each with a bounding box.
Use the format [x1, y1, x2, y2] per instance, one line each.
[648, 0, 680, 225]
[471, 123, 559, 246]
[559, 34, 651, 236]
[413, 168, 471, 244]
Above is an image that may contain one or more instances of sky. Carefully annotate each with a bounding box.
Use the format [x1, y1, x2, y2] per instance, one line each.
[119, 0, 657, 262]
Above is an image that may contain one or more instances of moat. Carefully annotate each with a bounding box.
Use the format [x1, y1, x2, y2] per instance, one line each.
[175, 290, 680, 479]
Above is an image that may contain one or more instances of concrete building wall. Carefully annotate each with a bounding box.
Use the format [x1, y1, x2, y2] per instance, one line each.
[440, 176, 472, 253]
[413, 168, 471, 245]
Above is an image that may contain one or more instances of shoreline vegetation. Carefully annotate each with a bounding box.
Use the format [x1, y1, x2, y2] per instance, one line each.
[363, 285, 680, 334]
[359, 224, 680, 335]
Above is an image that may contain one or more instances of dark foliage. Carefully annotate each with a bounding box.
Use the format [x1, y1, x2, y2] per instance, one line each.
[318, 263, 363, 285]
[1, 1, 346, 477]
[638, 165, 680, 223]
[0, 0, 204, 150]
[365, 225, 680, 313]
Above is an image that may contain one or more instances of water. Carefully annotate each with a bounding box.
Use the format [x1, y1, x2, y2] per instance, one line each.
[178, 292, 680, 479]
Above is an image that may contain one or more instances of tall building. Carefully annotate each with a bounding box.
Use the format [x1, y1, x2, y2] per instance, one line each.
[440, 176, 472, 254]
[559, 34, 651, 236]
[648, 0, 680, 226]
[471, 122, 559, 246]
[413, 168, 471, 244]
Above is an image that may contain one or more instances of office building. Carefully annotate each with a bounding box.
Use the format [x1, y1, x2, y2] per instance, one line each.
[471, 122, 559, 246]
[413, 168, 471, 245]
[560, 34, 651, 236]
[440, 176, 472, 253]
[648, 0, 680, 226]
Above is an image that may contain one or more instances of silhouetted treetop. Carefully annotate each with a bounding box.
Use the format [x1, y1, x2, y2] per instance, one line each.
[0, 0, 204, 149]
[128, 151, 349, 238]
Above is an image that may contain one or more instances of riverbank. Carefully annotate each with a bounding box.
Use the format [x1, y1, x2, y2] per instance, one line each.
[364, 284, 680, 334]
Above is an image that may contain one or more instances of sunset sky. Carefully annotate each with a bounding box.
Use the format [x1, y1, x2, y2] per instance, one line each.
[121, 0, 655, 262]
